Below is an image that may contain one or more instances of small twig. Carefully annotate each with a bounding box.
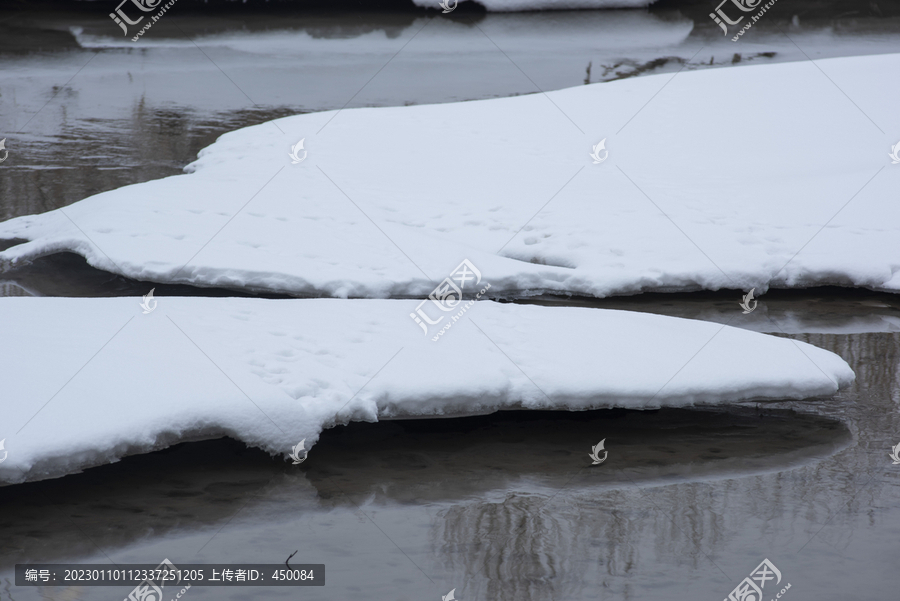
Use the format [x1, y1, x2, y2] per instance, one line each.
[285, 550, 298, 568]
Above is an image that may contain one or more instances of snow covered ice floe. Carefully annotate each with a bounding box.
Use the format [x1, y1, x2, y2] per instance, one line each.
[0, 54, 898, 297]
[0, 297, 853, 484]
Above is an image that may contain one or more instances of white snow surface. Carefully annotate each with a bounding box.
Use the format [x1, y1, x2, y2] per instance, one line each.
[1, 54, 898, 298]
[0, 297, 853, 484]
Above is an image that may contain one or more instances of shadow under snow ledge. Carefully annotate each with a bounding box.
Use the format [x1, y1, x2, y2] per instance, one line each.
[0, 297, 854, 485]
[0, 407, 851, 569]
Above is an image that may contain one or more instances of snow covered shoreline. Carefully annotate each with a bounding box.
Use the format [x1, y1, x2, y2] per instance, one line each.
[0, 297, 853, 484]
[1, 54, 897, 299]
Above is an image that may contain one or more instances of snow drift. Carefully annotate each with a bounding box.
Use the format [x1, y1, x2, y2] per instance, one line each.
[0, 297, 853, 484]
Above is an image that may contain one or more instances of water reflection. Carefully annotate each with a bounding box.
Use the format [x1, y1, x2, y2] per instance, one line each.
[0, 406, 851, 567]
[0, 106, 304, 223]
[519, 289, 900, 334]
